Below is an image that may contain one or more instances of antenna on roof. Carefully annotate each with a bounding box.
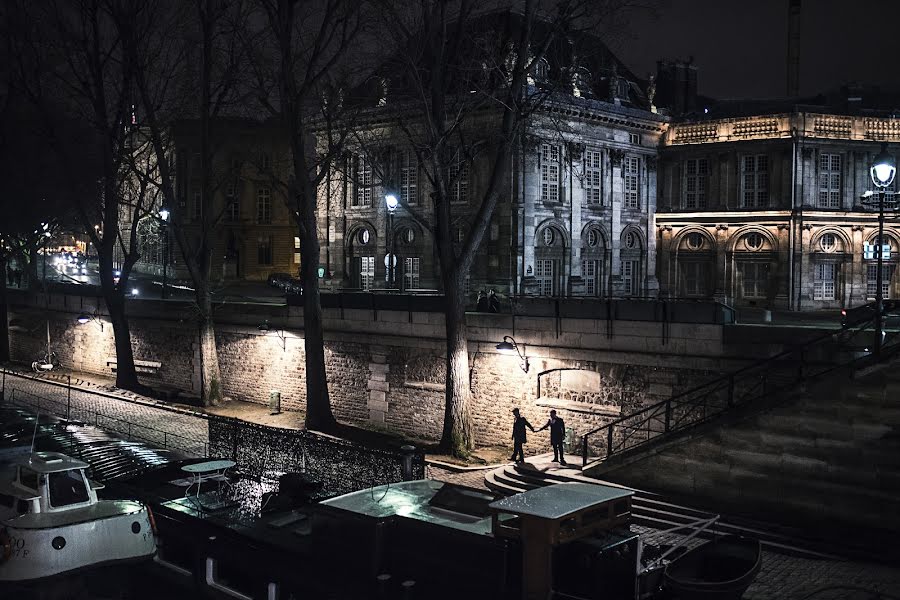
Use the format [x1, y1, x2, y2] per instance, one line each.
[30, 412, 40, 454]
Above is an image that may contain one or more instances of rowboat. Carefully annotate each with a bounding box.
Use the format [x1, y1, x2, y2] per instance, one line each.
[663, 534, 761, 600]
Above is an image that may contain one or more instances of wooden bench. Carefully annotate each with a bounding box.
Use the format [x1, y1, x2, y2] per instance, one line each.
[106, 357, 162, 375]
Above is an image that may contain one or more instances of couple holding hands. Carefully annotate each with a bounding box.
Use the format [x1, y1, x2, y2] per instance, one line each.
[510, 408, 567, 466]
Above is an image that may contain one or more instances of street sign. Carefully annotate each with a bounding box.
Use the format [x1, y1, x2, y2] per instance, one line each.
[863, 242, 891, 260]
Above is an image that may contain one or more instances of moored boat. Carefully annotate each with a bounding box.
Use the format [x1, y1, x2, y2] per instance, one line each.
[663, 534, 761, 600]
[0, 451, 157, 583]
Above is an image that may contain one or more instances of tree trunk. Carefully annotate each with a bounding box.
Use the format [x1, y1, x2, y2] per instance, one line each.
[98, 251, 141, 392]
[439, 277, 474, 456]
[197, 289, 223, 406]
[0, 255, 10, 363]
[300, 218, 336, 432]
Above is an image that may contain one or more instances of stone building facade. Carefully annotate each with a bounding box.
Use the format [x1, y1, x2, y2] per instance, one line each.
[656, 108, 900, 311]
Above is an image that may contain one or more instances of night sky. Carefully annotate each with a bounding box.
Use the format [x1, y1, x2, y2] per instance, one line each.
[611, 0, 900, 100]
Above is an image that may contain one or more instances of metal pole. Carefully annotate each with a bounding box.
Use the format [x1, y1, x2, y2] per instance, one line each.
[162, 223, 168, 300]
[66, 375, 71, 420]
[876, 190, 885, 358]
[388, 211, 394, 289]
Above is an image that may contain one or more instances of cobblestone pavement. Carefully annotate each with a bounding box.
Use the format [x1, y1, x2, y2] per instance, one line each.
[4, 368, 900, 600]
[2, 370, 209, 456]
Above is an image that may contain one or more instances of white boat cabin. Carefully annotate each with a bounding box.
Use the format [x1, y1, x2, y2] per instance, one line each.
[0, 452, 104, 519]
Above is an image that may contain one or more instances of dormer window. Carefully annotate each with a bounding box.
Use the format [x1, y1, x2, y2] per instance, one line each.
[535, 58, 550, 82]
[574, 68, 592, 97]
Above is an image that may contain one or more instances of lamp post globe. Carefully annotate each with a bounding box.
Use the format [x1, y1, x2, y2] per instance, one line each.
[385, 193, 398, 288]
[385, 194, 399, 212]
[871, 144, 896, 188]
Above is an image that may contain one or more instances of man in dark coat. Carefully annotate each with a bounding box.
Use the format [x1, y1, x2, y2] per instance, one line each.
[537, 409, 567, 465]
[510, 408, 535, 463]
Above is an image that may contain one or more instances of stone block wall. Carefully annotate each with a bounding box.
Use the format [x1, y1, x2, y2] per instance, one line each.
[6, 291, 728, 448]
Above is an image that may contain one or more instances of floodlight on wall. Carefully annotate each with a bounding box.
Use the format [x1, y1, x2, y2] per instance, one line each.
[495, 335, 528, 373]
[76, 311, 104, 331]
[258, 320, 286, 351]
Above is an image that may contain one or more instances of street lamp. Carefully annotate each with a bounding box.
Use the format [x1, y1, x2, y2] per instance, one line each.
[496, 335, 529, 373]
[868, 144, 897, 357]
[385, 193, 398, 289]
[158, 207, 170, 300]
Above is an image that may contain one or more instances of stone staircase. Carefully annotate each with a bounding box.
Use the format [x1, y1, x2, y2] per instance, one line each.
[587, 358, 900, 547]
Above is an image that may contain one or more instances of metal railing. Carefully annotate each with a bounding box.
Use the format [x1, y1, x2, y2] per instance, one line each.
[580, 314, 900, 467]
[1, 377, 209, 457]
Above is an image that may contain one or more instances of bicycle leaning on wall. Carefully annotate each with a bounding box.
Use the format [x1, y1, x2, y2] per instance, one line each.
[30, 320, 59, 373]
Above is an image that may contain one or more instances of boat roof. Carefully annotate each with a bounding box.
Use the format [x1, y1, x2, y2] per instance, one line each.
[489, 482, 633, 520]
[15, 452, 90, 474]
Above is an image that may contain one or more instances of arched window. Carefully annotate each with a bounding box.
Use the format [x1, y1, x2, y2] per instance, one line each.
[535, 58, 550, 82]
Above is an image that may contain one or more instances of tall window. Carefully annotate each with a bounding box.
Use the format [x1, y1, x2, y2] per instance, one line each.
[404, 257, 420, 290]
[400, 150, 418, 205]
[624, 156, 640, 209]
[622, 259, 640, 295]
[256, 187, 271, 223]
[867, 264, 894, 299]
[684, 158, 709, 209]
[257, 236, 272, 265]
[359, 256, 375, 291]
[583, 259, 602, 296]
[681, 262, 707, 297]
[741, 155, 769, 208]
[449, 157, 469, 204]
[814, 263, 836, 300]
[192, 188, 202, 219]
[740, 263, 767, 298]
[226, 186, 239, 222]
[293, 236, 301, 264]
[584, 149, 602, 204]
[353, 154, 373, 207]
[535, 259, 556, 296]
[541, 144, 561, 203]
[818, 153, 841, 209]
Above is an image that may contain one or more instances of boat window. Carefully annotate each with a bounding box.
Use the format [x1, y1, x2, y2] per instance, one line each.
[19, 468, 39, 491]
[48, 470, 90, 507]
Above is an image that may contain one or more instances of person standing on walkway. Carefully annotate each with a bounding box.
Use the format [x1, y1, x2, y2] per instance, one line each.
[476, 290, 489, 312]
[510, 408, 535, 463]
[488, 289, 500, 313]
[537, 409, 567, 465]
[6, 265, 13, 287]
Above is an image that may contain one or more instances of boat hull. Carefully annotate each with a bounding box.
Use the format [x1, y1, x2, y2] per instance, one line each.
[663, 535, 761, 600]
[0, 501, 156, 582]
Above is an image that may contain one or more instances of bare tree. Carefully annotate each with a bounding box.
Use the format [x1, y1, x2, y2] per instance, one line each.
[5, 0, 160, 391]
[120, 0, 251, 406]
[245, 0, 364, 431]
[367, 0, 631, 456]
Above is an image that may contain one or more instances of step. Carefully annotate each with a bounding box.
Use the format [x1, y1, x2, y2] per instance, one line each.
[483, 471, 525, 496]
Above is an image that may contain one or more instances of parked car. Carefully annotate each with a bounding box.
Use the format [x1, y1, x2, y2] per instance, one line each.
[840, 299, 900, 327]
[267, 272, 292, 288]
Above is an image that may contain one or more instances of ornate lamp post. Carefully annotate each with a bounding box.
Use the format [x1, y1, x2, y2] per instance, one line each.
[385, 193, 398, 289]
[868, 144, 896, 357]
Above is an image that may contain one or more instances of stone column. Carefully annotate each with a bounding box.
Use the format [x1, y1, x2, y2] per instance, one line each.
[367, 348, 390, 423]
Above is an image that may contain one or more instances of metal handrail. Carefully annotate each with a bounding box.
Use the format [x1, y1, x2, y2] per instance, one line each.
[580, 315, 898, 467]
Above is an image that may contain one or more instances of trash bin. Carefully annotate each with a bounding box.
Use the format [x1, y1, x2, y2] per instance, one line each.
[269, 390, 281, 414]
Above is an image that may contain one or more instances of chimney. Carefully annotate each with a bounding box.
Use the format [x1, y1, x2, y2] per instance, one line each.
[787, 0, 801, 97]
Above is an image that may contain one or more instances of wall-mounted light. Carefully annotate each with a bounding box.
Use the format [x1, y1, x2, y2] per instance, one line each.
[76, 311, 104, 331]
[496, 335, 528, 373]
[258, 320, 286, 351]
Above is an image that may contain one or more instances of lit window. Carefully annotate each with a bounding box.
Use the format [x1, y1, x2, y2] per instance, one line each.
[353, 155, 372, 207]
[583, 259, 602, 296]
[818, 154, 841, 209]
[624, 156, 640, 209]
[622, 259, 640, 295]
[684, 159, 709, 209]
[543, 228, 555, 246]
[449, 155, 469, 204]
[584, 149, 602, 204]
[541, 144, 561, 203]
[256, 187, 271, 224]
[741, 155, 769, 208]
[403, 257, 420, 289]
[814, 263, 836, 300]
[293, 237, 301, 263]
[867, 263, 894, 300]
[357, 229, 370, 245]
[400, 150, 418, 205]
[535, 259, 556, 296]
